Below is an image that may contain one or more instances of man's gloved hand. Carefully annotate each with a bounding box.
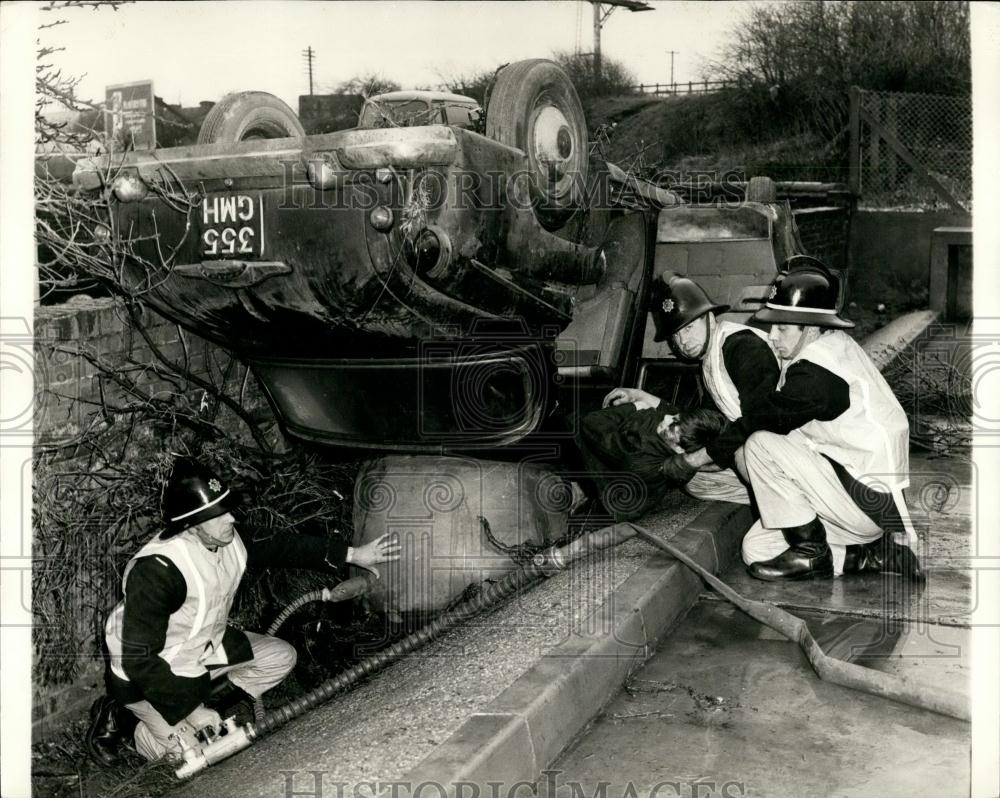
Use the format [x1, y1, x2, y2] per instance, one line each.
[661, 454, 698, 484]
[185, 704, 222, 734]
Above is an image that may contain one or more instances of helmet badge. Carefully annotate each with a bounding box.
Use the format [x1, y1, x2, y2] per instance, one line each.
[768, 285, 778, 300]
[208, 478, 222, 493]
[662, 298, 675, 313]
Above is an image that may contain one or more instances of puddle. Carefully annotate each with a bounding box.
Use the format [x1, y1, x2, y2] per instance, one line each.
[801, 609, 906, 662]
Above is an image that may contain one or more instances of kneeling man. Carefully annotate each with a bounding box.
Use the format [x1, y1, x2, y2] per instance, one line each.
[88, 457, 400, 763]
[737, 257, 922, 581]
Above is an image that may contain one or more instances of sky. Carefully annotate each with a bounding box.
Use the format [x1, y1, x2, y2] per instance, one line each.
[39, 0, 754, 109]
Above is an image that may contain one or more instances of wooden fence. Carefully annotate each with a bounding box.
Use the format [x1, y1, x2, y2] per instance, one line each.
[629, 79, 733, 96]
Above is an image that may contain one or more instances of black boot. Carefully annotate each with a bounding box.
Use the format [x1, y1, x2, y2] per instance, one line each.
[205, 677, 254, 717]
[749, 518, 833, 581]
[86, 695, 138, 767]
[844, 535, 924, 581]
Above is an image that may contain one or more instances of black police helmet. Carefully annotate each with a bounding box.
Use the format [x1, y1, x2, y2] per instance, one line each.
[752, 255, 854, 329]
[161, 457, 239, 538]
[649, 272, 730, 343]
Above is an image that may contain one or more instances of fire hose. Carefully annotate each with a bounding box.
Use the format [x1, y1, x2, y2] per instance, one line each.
[244, 574, 379, 725]
[618, 522, 969, 723]
[175, 520, 968, 779]
[174, 556, 551, 778]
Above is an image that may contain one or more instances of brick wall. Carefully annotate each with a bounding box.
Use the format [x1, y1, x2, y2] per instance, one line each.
[32, 297, 280, 737]
[34, 298, 275, 446]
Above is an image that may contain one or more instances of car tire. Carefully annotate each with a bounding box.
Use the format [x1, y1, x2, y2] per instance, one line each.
[197, 92, 305, 144]
[486, 59, 588, 230]
[745, 175, 777, 203]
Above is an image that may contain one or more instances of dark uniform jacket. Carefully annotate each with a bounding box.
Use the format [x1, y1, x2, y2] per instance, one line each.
[708, 350, 908, 534]
[107, 525, 347, 725]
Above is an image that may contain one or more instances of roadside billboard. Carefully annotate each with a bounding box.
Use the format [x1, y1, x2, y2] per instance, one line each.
[105, 80, 156, 149]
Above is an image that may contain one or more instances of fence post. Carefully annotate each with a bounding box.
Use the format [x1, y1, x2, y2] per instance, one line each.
[688, 81, 693, 93]
[887, 94, 898, 187]
[869, 104, 881, 179]
[848, 86, 860, 197]
[639, 83, 644, 93]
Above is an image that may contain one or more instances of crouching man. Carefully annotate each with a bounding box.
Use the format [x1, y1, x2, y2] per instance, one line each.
[735, 257, 922, 581]
[87, 457, 400, 764]
[603, 272, 780, 506]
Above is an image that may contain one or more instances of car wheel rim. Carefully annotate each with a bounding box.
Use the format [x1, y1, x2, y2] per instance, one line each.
[529, 103, 577, 200]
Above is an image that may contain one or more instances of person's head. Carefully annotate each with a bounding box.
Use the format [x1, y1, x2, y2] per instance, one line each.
[649, 273, 729, 361]
[189, 512, 237, 550]
[751, 255, 853, 360]
[656, 408, 727, 453]
[767, 323, 824, 361]
[672, 314, 714, 360]
[161, 457, 240, 545]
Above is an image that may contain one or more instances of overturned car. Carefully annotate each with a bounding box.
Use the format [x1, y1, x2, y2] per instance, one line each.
[74, 59, 805, 453]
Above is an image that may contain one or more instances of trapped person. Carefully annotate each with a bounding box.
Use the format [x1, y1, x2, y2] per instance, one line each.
[665, 257, 922, 582]
[601, 272, 780, 505]
[87, 457, 401, 765]
[574, 402, 728, 520]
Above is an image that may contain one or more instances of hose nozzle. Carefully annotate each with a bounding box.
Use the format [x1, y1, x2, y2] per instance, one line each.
[532, 546, 568, 575]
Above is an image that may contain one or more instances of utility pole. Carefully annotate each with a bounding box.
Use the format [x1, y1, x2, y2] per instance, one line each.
[666, 50, 678, 89]
[588, 1, 653, 86]
[302, 46, 315, 96]
[592, 2, 602, 85]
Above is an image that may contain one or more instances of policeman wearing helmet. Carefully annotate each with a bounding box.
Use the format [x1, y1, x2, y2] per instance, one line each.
[87, 457, 401, 764]
[723, 256, 922, 581]
[594, 272, 780, 507]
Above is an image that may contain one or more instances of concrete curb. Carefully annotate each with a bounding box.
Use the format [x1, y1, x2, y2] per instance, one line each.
[399, 501, 753, 795]
[861, 309, 938, 370]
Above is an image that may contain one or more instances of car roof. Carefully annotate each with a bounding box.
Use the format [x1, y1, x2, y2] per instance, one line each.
[367, 90, 478, 105]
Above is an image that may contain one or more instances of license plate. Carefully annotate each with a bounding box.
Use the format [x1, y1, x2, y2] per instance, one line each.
[200, 194, 264, 258]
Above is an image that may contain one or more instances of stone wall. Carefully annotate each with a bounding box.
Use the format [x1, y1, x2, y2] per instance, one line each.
[847, 209, 973, 304]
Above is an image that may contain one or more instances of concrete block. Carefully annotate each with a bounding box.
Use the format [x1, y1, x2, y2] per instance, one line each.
[50, 312, 80, 341]
[400, 502, 757, 794]
[99, 307, 126, 336]
[636, 562, 702, 646]
[862, 310, 939, 371]
[72, 308, 97, 339]
[95, 332, 124, 360]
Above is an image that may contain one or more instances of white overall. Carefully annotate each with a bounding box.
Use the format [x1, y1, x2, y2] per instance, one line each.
[105, 530, 296, 761]
[741, 331, 918, 575]
[686, 320, 772, 505]
[106, 531, 248, 681]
